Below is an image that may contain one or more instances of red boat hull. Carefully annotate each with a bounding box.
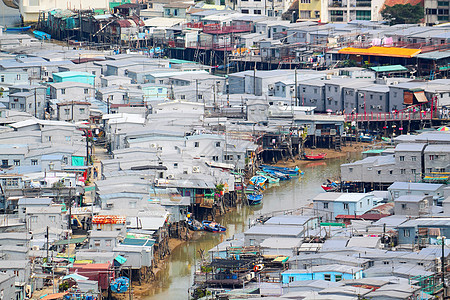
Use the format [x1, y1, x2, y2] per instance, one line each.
[304, 153, 327, 160]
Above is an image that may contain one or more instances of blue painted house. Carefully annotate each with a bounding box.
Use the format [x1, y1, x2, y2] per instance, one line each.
[281, 264, 363, 284]
[397, 218, 450, 246]
[53, 71, 95, 86]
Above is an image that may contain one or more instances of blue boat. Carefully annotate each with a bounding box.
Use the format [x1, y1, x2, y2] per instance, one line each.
[249, 175, 267, 186]
[260, 165, 302, 176]
[187, 219, 203, 231]
[263, 169, 291, 181]
[247, 193, 263, 205]
[110, 276, 129, 293]
[202, 221, 226, 232]
[6, 26, 31, 32]
[33, 30, 51, 40]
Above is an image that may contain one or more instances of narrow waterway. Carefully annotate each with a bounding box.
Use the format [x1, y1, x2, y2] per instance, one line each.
[145, 153, 359, 299]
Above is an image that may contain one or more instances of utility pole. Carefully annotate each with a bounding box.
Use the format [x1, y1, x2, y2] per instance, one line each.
[107, 95, 111, 114]
[71, 101, 74, 122]
[294, 68, 298, 106]
[46, 226, 49, 262]
[253, 63, 257, 96]
[195, 79, 199, 103]
[441, 236, 446, 298]
[85, 130, 90, 166]
[34, 88, 37, 118]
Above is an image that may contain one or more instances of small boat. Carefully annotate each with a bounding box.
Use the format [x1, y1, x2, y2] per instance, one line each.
[256, 171, 280, 183]
[249, 175, 267, 186]
[247, 193, 263, 205]
[187, 219, 203, 231]
[202, 221, 226, 232]
[260, 165, 302, 176]
[359, 134, 373, 143]
[33, 30, 51, 40]
[5, 26, 31, 32]
[321, 179, 340, 192]
[264, 169, 290, 181]
[303, 153, 327, 160]
[110, 276, 129, 293]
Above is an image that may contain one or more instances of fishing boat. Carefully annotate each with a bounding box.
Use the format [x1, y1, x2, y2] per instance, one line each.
[249, 175, 267, 186]
[260, 165, 302, 176]
[110, 276, 129, 293]
[264, 169, 290, 181]
[303, 152, 327, 160]
[247, 193, 263, 205]
[321, 179, 339, 192]
[187, 219, 204, 231]
[359, 134, 374, 143]
[256, 171, 280, 183]
[5, 26, 31, 32]
[202, 221, 226, 232]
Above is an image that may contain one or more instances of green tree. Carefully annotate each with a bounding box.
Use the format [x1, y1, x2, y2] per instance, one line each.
[381, 4, 424, 25]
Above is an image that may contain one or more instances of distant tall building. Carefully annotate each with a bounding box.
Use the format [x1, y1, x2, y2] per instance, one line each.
[298, 0, 322, 20]
[320, 0, 385, 22]
[424, 0, 449, 26]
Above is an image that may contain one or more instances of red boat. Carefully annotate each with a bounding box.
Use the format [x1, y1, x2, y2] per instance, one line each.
[303, 153, 327, 160]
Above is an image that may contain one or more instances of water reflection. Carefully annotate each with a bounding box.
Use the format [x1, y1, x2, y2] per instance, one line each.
[146, 153, 359, 299]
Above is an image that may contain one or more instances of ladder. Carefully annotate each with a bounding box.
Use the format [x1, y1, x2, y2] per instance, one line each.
[334, 135, 342, 151]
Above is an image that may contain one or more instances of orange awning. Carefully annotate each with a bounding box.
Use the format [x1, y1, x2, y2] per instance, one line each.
[414, 91, 428, 103]
[338, 46, 421, 58]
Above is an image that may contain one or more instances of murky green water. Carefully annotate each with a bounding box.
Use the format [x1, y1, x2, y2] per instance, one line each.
[146, 153, 359, 299]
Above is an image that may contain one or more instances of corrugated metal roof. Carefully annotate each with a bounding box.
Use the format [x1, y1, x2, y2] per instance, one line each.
[338, 46, 421, 58]
[394, 143, 426, 152]
[388, 182, 443, 191]
[416, 50, 450, 60]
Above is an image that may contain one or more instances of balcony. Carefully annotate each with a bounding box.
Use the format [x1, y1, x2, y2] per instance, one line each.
[355, 0, 371, 7]
[203, 23, 253, 35]
[330, 16, 344, 22]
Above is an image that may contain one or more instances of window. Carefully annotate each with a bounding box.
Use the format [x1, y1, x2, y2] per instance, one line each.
[370, 94, 373, 100]
[84, 88, 89, 94]
[429, 155, 435, 160]
[49, 216, 55, 222]
[403, 229, 410, 237]
[383, 261, 390, 265]
[224, 155, 233, 161]
[400, 169, 406, 174]
[30, 216, 38, 223]
[379, 95, 382, 100]
[334, 87, 338, 92]
[215, 142, 221, 147]
[31, 159, 38, 165]
[389, 170, 393, 175]
[237, 155, 241, 160]
[20, 104, 24, 110]
[367, 167, 372, 171]
[427, 168, 433, 173]
[181, 95, 186, 100]
[1, 160, 7, 167]
[197, 94, 203, 100]
[411, 156, 417, 161]
[212, 156, 218, 161]
[254, 9, 261, 14]
[343, 203, 349, 210]
[105, 240, 112, 247]
[377, 170, 381, 175]
[79, 108, 85, 114]
[324, 274, 331, 281]
[65, 136, 71, 142]
[11, 103, 15, 109]
[349, 168, 353, 173]
[64, 109, 70, 115]
[13, 160, 20, 166]
[241, 9, 249, 13]
[401, 203, 407, 209]
[335, 275, 342, 282]
[0, 75, 4, 82]
[411, 169, 416, 174]
[61, 89, 66, 95]
[289, 276, 295, 283]
[249, 239, 255, 246]
[173, 9, 178, 16]
[129, 201, 137, 208]
[194, 142, 199, 147]
[399, 156, 405, 161]
[314, 88, 318, 94]
[94, 240, 101, 247]
[323, 202, 328, 209]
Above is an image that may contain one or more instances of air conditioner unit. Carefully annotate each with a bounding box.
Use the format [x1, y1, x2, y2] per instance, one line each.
[193, 166, 200, 173]
[268, 85, 274, 91]
[168, 174, 175, 179]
